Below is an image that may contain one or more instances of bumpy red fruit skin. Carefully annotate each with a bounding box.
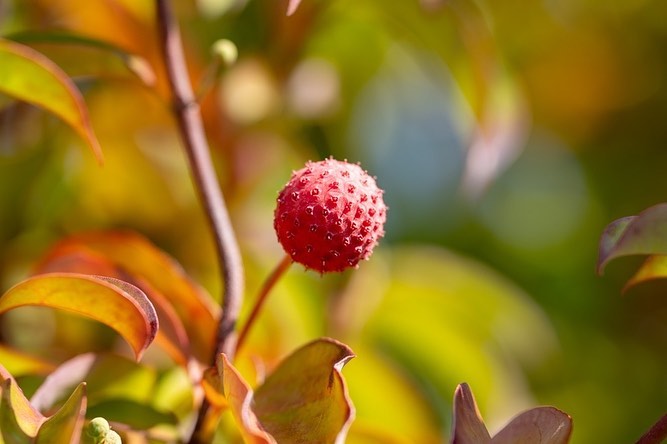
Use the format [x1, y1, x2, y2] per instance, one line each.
[274, 158, 387, 273]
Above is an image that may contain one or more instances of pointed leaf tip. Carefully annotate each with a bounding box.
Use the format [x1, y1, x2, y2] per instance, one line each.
[597, 204, 667, 275]
[452, 383, 491, 444]
[0, 38, 104, 164]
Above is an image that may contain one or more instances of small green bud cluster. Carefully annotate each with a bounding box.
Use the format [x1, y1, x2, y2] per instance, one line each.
[85, 417, 122, 444]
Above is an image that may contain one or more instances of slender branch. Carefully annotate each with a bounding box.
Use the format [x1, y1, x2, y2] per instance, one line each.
[636, 414, 667, 444]
[155, 0, 244, 361]
[236, 254, 292, 353]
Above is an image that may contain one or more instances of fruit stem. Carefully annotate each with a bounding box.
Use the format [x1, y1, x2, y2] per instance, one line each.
[155, 0, 244, 362]
[236, 254, 292, 353]
[636, 413, 667, 444]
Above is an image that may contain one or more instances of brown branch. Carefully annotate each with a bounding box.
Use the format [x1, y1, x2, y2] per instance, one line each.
[636, 413, 667, 444]
[155, 1, 244, 441]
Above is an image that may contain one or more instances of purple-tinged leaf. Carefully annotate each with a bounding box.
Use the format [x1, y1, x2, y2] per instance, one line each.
[0, 376, 44, 440]
[491, 407, 572, 444]
[597, 204, 667, 274]
[31, 354, 97, 413]
[451, 383, 491, 444]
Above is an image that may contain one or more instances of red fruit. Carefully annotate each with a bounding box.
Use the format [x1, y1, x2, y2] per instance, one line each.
[274, 158, 387, 273]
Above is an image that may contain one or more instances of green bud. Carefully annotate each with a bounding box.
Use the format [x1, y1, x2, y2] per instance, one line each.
[86, 417, 110, 438]
[211, 39, 238, 67]
[101, 430, 122, 444]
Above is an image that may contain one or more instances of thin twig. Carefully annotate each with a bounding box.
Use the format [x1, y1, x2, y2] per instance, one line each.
[236, 254, 292, 353]
[155, 1, 244, 441]
[636, 413, 667, 444]
[155, 0, 244, 361]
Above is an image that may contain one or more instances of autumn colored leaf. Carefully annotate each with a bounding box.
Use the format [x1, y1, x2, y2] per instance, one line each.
[34, 383, 87, 444]
[6, 31, 155, 85]
[491, 407, 572, 444]
[597, 203, 667, 274]
[623, 255, 667, 291]
[215, 338, 356, 444]
[0, 376, 43, 441]
[451, 383, 491, 444]
[0, 273, 158, 360]
[36, 231, 218, 363]
[0, 38, 103, 163]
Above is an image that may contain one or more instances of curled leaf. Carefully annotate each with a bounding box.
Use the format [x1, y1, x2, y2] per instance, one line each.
[36, 231, 218, 363]
[35, 383, 87, 444]
[597, 203, 667, 274]
[1, 376, 44, 440]
[491, 407, 572, 444]
[0, 273, 158, 360]
[452, 383, 491, 444]
[0, 38, 103, 163]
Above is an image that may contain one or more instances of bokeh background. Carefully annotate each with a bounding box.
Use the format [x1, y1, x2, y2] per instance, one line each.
[1, 0, 667, 442]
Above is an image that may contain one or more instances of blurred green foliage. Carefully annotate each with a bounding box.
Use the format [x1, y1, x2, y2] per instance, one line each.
[1, 0, 667, 442]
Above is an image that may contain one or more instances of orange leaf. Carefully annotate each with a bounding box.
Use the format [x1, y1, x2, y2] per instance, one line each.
[0, 38, 103, 163]
[0, 273, 158, 360]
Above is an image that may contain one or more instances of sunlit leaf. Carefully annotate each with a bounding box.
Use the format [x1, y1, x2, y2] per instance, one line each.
[491, 407, 572, 444]
[31, 354, 96, 413]
[0, 38, 103, 163]
[253, 338, 356, 444]
[0, 372, 44, 442]
[287, 0, 303, 16]
[202, 366, 227, 409]
[0, 273, 158, 360]
[597, 204, 667, 274]
[6, 31, 155, 85]
[35, 383, 87, 444]
[451, 383, 491, 444]
[219, 355, 274, 444]
[35, 247, 192, 367]
[86, 399, 176, 430]
[37, 232, 218, 363]
[0, 345, 55, 377]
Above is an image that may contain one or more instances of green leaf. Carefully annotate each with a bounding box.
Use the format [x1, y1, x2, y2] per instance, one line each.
[597, 204, 667, 274]
[253, 338, 356, 444]
[36, 231, 218, 363]
[86, 399, 176, 430]
[491, 407, 572, 444]
[0, 273, 158, 360]
[35, 383, 87, 444]
[451, 383, 491, 444]
[0, 38, 103, 163]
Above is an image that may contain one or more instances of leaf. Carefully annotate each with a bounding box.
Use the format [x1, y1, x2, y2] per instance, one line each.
[31, 354, 97, 413]
[0, 273, 158, 360]
[0, 377, 44, 442]
[253, 338, 356, 444]
[36, 231, 218, 363]
[597, 204, 667, 274]
[85, 399, 176, 430]
[623, 255, 667, 291]
[219, 355, 275, 444]
[451, 383, 491, 444]
[491, 407, 572, 444]
[35, 383, 87, 444]
[0, 38, 103, 163]
[0, 345, 55, 377]
[6, 31, 155, 85]
[287, 0, 303, 15]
